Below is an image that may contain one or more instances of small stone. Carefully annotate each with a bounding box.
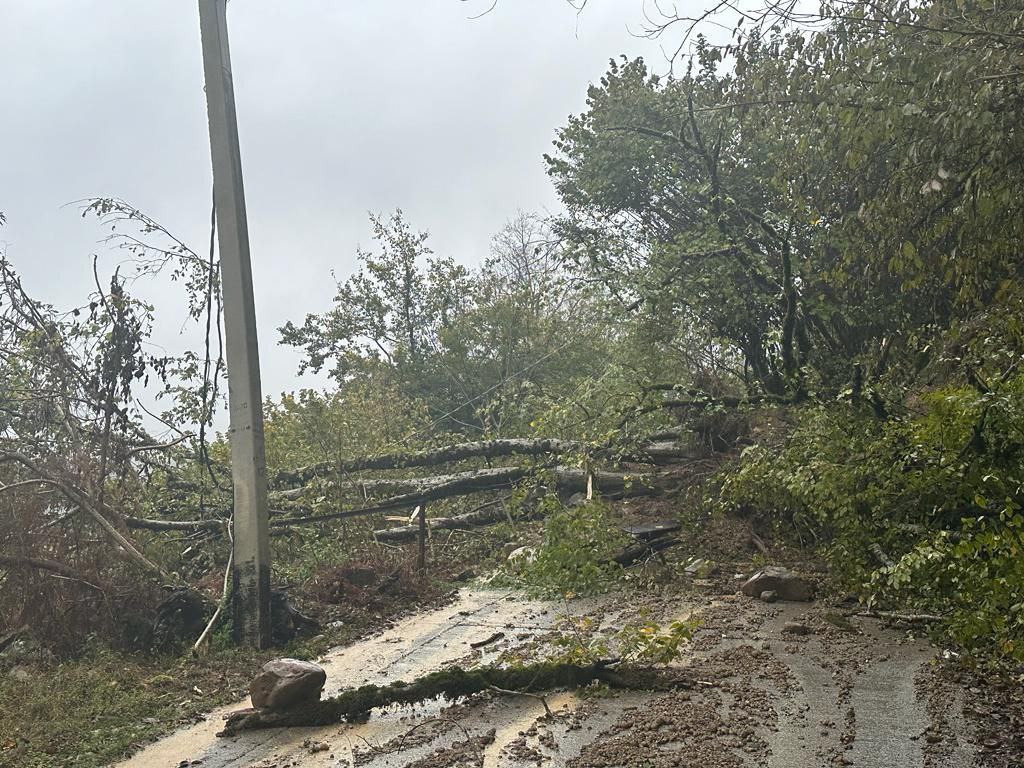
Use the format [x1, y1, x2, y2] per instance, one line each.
[741, 566, 815, 601]
[759, 590, 778, 603]
[250, 658, 326, 712]
[685, 558, 716, 577]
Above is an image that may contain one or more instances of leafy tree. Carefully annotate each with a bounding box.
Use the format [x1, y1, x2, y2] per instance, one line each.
[281, 210, 615, 436]
[547, 0, 1024, 401]
[280, 210, 471, 382]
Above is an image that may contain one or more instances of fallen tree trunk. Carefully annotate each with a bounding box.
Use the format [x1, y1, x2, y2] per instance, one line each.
[636, 441, 702, 463]
[555, 468, 666, 496]
[270, 466, 534, 527]
[274, 439, 580, 486]
[374, 499, 509, 542]
[218, 660, 687, 736]
[126, 516, 225, 532]
[365, 469, 667, 541]
[132, 467, 668, 533]
[271, 467, 666, 528]
[272, 438, 698, 487]
[613, 537, 680, 566]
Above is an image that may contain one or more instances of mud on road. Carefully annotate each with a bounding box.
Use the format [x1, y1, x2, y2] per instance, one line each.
[115, 578, 985, 768]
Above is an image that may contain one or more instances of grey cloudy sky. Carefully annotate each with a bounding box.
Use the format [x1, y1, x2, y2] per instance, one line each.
[1, 1, 674, 404]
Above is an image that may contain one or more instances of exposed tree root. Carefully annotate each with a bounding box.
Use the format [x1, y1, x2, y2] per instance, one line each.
[217, 661, 688, 736]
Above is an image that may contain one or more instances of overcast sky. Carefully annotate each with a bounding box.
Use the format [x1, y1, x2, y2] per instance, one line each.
[1, 1, 676, 408]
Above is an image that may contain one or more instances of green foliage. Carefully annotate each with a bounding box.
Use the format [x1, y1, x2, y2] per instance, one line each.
[0, 645, 248, 768]
[547, 612, 697, 666]
[502, 496, 630, 598]
[262, 382, 432, 473]
[547, 0, 1024, 400]
[526, 362, 676, 452]
[280, 210, 616, 436]
[720, 375, 1024, 661]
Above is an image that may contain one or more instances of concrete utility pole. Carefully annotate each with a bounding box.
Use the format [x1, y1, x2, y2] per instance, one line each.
[198, 0, 271, 648]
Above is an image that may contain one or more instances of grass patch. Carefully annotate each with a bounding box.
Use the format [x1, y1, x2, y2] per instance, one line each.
[0, 613, 377, 768]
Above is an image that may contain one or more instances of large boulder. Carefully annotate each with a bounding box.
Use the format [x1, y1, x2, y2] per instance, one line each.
[741, 566, 815, 602]
[250, 658, 326, 712]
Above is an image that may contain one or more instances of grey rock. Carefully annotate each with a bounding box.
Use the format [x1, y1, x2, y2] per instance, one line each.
[684, 558, 716, 577]
[506, 546, 537, 571]
[566, 492, 587, 508]
[250, 658, 326, 712]
[759, 589, 778, 603]
[741, 566, 815, 602]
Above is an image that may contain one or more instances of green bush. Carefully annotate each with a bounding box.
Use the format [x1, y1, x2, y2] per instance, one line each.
[720, 378, 1024, 662]
[502, 496, 630, 598]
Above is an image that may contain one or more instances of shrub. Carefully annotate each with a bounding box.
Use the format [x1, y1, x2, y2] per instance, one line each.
[719, 378, 1024, 662]
[503, 496, 630, 598]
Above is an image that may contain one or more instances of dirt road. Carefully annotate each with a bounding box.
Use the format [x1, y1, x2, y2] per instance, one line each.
[116, 585, 979, 768]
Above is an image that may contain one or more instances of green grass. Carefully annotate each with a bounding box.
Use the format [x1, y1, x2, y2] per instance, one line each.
[0, 627, 363, 768]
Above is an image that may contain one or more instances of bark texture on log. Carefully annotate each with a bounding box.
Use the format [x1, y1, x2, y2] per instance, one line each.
[126, 516, 225, 532]
[373, 501, 509, 542]
[613, 537, 680, 566]
[127, 466, 668, 533]
[218, 661, 686, 735]
[273, 439, 580, 486]
[272, 438, 696, 487]
[271, 466, 668, 528]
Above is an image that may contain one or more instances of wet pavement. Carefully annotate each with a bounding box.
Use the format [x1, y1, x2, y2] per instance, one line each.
[115, 587, 980, 768]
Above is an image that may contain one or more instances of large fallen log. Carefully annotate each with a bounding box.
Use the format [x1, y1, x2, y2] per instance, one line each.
[613, 537, 681, 566]
[273, 439, 580, 486]
[630, 441, 701, 463]
[218, 660, 688, 736]
[364, 469, 667, 541]
[273, 438, 699, 487]
[130, 467, 668, 533]
[126, 516, 225, 532]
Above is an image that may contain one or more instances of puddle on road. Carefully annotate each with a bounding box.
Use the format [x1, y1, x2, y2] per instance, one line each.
[114, 588, 655, 768]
